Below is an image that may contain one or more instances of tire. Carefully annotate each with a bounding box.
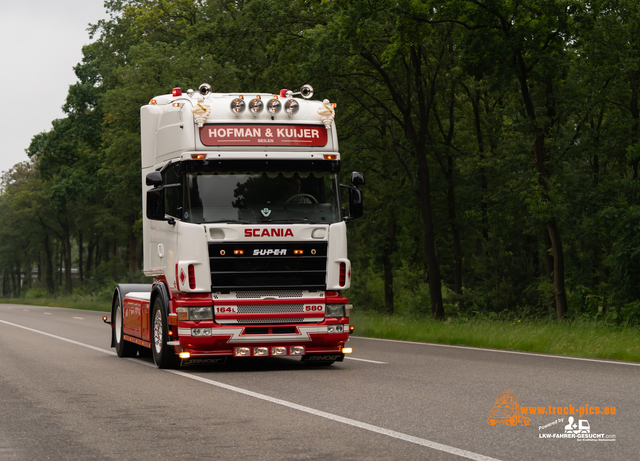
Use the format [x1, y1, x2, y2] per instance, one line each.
[114, 296, 137, 357]
[151, 296, 180, 369]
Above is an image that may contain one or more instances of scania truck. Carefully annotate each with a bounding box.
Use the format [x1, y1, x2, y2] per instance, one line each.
[104, 84, 364, 368]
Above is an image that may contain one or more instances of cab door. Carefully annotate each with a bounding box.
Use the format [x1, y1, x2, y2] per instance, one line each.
[148, 163, 181, 289]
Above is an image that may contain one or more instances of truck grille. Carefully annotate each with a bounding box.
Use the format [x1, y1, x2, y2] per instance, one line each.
[234, 290, 304, 298]
[237, 304, 305, 314]
[209, 242, 327, 292]
[232, 318, 304, 324]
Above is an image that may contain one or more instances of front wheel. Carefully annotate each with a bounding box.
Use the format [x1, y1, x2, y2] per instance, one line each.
[151, 296, 180, 369]
[114, 296, 137, 357]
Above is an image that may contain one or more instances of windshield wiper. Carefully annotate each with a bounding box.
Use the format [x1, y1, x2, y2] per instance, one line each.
[271, 218, 318, 223]
[203, 219, 250, 224]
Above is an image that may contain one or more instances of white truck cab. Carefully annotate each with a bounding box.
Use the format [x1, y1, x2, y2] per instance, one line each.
[107, 84, 364, 368]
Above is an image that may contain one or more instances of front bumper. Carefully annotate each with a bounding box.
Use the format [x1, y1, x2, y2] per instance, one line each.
[172, 318, 350, 358]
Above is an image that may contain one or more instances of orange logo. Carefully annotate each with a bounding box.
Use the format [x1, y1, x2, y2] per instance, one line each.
[487, 391, 530, 427]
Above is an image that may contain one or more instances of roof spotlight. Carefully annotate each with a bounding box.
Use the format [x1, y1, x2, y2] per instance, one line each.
[284, 99, 299, 116]
[249, 96, 263, 116]
[230, 96, 245, 115]
[199, 83, 212, 95]
[267, 98, 281, 115]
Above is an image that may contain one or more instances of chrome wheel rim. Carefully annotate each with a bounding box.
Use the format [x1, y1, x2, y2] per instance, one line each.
[115, 302, 122, 343]
[153, 309, 163, 354]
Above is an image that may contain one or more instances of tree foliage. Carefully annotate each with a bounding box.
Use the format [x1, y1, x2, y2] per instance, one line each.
[2, 0, 640, 323]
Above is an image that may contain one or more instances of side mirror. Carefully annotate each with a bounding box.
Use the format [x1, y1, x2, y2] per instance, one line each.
[147, 188, 165, 220]
[351, 171, 365, 187]
[146, 171, 163, 187]
[348, 187, 363, 219]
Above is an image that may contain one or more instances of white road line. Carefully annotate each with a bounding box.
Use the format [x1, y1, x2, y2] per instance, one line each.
[168, 369, 501, 461]
[345, 356, 387, 364]
[0, 319, 501, 461]
[73, 317, 84, 320]
[44, 313, 52, 315]
[353, 336, 640, 367]
[0, 320, 116, 356]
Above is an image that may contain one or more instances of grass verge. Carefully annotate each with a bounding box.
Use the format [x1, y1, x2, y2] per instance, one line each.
[4, 298, 639, 362]
[1, 297, 111, 312]
[350, 311, 640, 363]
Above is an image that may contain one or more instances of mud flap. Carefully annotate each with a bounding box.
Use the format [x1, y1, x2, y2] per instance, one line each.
[301, 353, 345, 363]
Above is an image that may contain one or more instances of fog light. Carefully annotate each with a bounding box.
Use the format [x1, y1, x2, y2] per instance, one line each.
[271, 346, 287, 356]
[289, 346, 305, 356]
[179, 352, 191, 359]
[342, 347, 353, 354]
[253, 347, 269, 356]
[234, 347, 251, 357]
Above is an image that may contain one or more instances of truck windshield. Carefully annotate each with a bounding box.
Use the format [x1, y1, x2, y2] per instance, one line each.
[184, 171, 341, 224]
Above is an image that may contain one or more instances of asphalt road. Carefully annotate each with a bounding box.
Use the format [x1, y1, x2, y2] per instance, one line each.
[0, 303, 637, 461]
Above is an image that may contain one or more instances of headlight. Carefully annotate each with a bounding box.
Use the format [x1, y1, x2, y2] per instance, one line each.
[325, 304, 346, 318]
[190, 307, 213, 320]
[177, 306, 213, 321]
[327, 324, 344, 334]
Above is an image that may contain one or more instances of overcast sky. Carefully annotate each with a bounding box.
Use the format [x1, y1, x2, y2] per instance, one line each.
[0, 0, 107, 175]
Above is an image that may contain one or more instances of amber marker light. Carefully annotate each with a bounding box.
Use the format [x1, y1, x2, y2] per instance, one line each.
[150, 99, 157, 104]
[294, 250, 304, 255]
[179, 352, 190, 359]
[234, 250, 244, 255]
[102, 316, 109, 324]
[191, 153, 206, 159]
[349, 325, 355, 334]
[342, 347, 353, 354]
[323, 154, 338, 160]
[173, 102, 180, 107]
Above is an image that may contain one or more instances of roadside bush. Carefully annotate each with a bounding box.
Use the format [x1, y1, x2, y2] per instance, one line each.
[24, 287, 48, 299]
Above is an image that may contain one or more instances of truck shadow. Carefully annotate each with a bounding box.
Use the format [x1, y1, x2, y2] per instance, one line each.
[134, 355, 343, 373]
